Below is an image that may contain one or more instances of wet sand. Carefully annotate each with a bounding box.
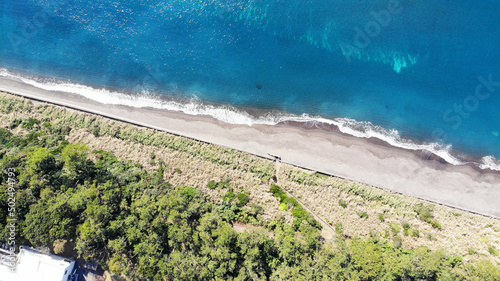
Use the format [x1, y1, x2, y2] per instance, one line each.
[1, 77, 499, 219]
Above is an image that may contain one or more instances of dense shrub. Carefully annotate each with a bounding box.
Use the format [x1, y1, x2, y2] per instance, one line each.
[237, 192, 250, 206]
[391, 223, 401, 234]
[280, 203, 289, 211]
[415, 203, 434, 223]
[432, 220, 442, 230]
[269, 184, 321, 230]
[207, 180, 217, 189]
[21, 118, 40, 130]
[357, 212, 369, 219]
[488, 246, 498, 256]
[378, 213, 385, 222]
[339, 199, 347, 208]
[9, 118, 22, 129]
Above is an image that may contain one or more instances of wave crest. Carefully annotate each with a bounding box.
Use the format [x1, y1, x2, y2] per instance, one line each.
[1, 67, 498, 171]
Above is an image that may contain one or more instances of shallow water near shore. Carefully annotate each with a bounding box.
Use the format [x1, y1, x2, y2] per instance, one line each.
[0, 0, 499, 170]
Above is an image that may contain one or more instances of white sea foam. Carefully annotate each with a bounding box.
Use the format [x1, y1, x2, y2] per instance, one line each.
[479, 156, 500, 172]
[1, 67, 499, 171]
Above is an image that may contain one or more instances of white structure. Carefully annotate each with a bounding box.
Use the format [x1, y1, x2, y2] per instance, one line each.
[0, 246, 76, 281]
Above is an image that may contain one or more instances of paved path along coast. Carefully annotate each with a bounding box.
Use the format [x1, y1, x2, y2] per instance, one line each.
[1, 77, 499, 219]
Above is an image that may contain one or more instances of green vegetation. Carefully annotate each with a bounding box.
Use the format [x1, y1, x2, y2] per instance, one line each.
[0, 94, 499, 280]
[432, 220, 443, 230]
[489, 246, 499, 256]
[357, 211, 369, 219]
[270, 184, 321, 229]
[378, 213, 385, 222]
[236, 190, 250, 207]
[401, 222, 420, 237]
[339, 199, 347, 208]
[223, 187, 237, 202]
[207, 180, 217, 189]
[415, 203, 434, 223]
[279, 202, 289, 211]
[0, 95, 277, 180]
[403, 221, 411, 235]
[207, 178, 231, 189]
[391, 222, 401, 234]
[415, 203, 443, 230]
[21, 117, 40, 130]
[0, 128, 12, 143]
[411, 228, 420, 238]
[9, 118, 22, 129]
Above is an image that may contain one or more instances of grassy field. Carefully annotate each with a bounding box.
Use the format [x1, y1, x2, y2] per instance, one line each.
[1, 91, 499, 267]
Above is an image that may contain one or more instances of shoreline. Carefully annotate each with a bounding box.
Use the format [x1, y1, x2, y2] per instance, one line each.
[281, 119, 499, 175]
[0, 77, 499, 219]
[2, 67, 499, 171]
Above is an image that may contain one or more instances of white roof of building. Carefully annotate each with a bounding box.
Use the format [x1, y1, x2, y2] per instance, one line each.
[0, 247, 75, 281]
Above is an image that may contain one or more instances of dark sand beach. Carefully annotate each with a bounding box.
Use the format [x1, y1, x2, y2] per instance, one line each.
[1, 76, 499, 219]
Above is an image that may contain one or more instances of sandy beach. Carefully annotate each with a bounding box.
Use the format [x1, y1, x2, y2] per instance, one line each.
[0, 76, 499, 219]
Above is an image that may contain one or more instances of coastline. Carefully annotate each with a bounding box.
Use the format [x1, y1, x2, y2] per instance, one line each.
[0, 76, 499, 219]
[2, 67, 499, 171]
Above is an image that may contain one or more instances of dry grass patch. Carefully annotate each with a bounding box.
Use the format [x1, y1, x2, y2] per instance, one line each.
[66, 127, 292, 224]
[1, 91, 499, 265]
[277, 164, 500, 264]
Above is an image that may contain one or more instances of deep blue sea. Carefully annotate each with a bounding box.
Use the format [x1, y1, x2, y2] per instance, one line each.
[1, 0, 499, 170]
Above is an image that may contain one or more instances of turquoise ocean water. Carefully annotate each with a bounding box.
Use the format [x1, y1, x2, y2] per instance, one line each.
[0, 0, 499, 170]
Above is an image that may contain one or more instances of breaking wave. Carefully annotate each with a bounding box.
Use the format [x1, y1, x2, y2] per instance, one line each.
[1, 68, 499, 172]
